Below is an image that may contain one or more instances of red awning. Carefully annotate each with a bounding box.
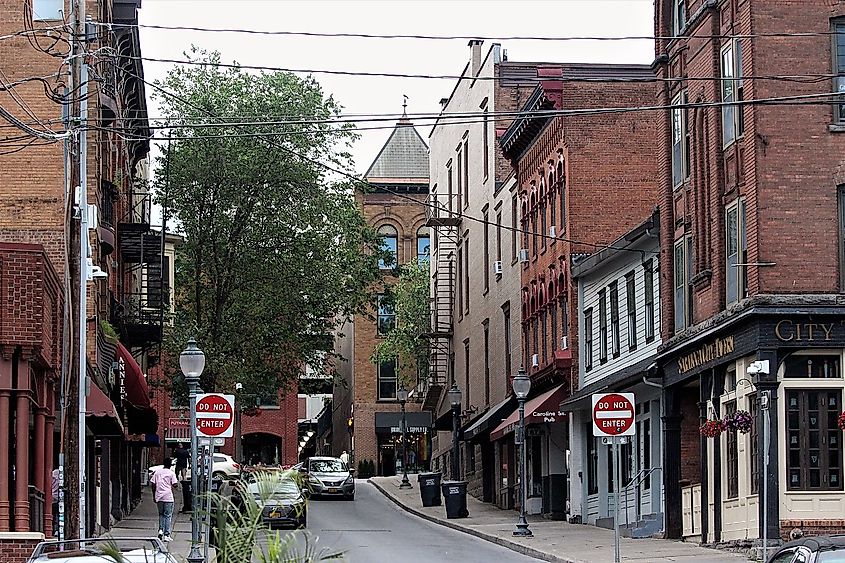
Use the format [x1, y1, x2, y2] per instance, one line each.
[118, 343, 150, 408]
[86, 382, 124, 436]
[490, 384, 566, 441]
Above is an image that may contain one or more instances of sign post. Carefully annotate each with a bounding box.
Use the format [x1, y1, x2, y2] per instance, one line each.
[195, 393, 235, 438]
[593, 392, 636, 563]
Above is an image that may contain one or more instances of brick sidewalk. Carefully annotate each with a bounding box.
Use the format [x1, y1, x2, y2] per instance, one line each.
[369, 476, 749, 563]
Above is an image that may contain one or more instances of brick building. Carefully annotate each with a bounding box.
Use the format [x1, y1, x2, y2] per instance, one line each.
[0, 0, 159, 555]
[653, 0, 845, 543]
[499, 65, 658, 518]
[332, 115, 431, 476]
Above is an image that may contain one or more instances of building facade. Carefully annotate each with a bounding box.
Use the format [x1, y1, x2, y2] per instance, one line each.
[653, 0, 845, 543]
[499, 66, 658, 518]
[333, 116, 431, 476]
[566, 214, 663, 536]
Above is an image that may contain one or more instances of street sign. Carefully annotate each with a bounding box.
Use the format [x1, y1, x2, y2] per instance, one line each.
[196, 393, 235, 438]
[198, 437, 226, 447]
[592, 392, 636, 437]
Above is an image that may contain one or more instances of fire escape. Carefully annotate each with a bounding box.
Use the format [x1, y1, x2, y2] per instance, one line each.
[420, 193, 460, 412]
[112, 192, 165, 356]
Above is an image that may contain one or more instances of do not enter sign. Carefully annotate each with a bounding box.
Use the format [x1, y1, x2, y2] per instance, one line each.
[592, 392, 636, 437]
[196, 393, 235, 438]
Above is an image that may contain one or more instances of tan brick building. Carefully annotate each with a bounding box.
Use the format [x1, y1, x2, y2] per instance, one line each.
[332, 116, 431, 475]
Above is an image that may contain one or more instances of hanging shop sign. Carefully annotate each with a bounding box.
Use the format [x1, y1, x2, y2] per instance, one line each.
[678, 336, 735, 374]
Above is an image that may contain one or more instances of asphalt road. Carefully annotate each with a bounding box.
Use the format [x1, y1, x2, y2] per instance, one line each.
[290, 480, 540, 563]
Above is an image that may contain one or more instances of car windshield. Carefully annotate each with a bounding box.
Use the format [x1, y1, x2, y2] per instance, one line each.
[309, 459, 347, 473]
[819, 550, 845, 563]
[248, 479, 300, 498]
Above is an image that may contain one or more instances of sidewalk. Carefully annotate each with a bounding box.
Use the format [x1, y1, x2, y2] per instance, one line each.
[107, 487, 204, 562]
[369, 475, 749, 563]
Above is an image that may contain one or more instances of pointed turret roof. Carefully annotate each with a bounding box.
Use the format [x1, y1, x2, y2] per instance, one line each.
[364, 118, 429, 181]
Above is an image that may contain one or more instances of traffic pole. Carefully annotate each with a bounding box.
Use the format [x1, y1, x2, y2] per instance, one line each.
[613, 437, 621, 563]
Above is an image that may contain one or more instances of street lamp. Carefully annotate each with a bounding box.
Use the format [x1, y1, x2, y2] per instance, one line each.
[397, 387, 411, 489]
[512, 367, 532, 538]
[180, 338, 206, 563]
[447, 383, 462, 481]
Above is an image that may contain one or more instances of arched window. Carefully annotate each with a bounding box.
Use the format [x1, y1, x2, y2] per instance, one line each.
[550, 281, 558, 352]
[558, 156, 566, 230]
[416, 226, 430, 264]
[378, 224, 398, 269]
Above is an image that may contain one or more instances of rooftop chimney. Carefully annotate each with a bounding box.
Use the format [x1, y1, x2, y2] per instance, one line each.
[468, 39, 483, 77]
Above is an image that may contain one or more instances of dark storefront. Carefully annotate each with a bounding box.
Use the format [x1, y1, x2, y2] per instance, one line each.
[374, 411, 432, 476]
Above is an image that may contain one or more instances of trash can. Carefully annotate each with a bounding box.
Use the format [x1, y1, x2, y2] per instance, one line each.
[417, 472, 442, 507]
[180, 480, 192, 513]
[441, 480, 469, 519]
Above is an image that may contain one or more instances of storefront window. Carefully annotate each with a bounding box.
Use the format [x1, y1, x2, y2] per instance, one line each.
[725, 400, 739, 499]
[588, 436, 599, 495]
[784, 355, 841, 379]
[786, 389, 843, 491]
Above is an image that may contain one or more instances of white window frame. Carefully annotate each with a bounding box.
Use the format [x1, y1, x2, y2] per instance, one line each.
[721, 39, 745, 147]
[671, 92, 689, 189]
[725, 198, 748, 304]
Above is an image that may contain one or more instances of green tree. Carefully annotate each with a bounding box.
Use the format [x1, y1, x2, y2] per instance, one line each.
[155, 48, 384, 397]
[371, 261, 430, 389]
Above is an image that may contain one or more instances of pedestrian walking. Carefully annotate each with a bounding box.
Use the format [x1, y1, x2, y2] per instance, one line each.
[150, 456, 179, 542]
[173, 443, 190, 481]
[340, 450, 350, 467]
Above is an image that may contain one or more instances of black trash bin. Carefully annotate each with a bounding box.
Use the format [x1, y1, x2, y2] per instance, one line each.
[417, 472, 442, 507]
[441, 481, 469, 519]
[180, 480, 192, 513]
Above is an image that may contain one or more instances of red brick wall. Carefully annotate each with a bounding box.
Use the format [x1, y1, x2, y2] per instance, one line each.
[0, 537, 43, 563]
[679, 390, 701, 484]
[781, 519, 845, 541]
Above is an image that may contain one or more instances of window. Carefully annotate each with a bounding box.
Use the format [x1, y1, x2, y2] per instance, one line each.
[482, 100, 490, 178]
[33, 0, 63, 20]
[503, 303, 512, 379]
[483, 208, 490, 292]
[786, 389, 843, 490]
[483, 320, 490, 406]
[672, 0, 686, 36]
[464, 340, 471, 408]
[456, 145, 463, 212]
[495, 210, 503, 274]
[599, 289, 608, 362]
[447, 162, 454, 213]
[377, 294, 396, 335]
[457, 246, 464, 318]
[588, 436, 599, 495]
[551, 301, 558, 354]
[770, 549, 798, 563]
[626, 272, 637, 350]
[725, 400, 739, 498]
[532, 317, 539, 362]
[558, 159, 566, 231]
[540, 198, 547, 251]
[511, 194, 518, 262]
[784, 355, 841, 379]
[608, 439, 633, 491]
[610, 282, 620, 357]
[584, 308, 594, 371]
[463, 138, 469, 209]
[541, 309, 548, 362]
[377, 359, 397, 400]
[378, 225, 398, 269]
[726, 199, 748, 303]
[841, 187, 845, 290]
[532, 205, 538, 256]
[721, 40, 745, 146]
[550, 191, 556, 236]
[644, 260, 655, 341]
[749, 393, 759, 494]
[464, 236, 470, 313]
[674, 237, 692, 332]
[560, 291, 569, 344]
[417, 226, 430, 264]
[835, 20, 845, 122]
[671, 92, 689, 188]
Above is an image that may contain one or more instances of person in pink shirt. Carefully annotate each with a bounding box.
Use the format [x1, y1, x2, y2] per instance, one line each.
[150, 457, 179, 542]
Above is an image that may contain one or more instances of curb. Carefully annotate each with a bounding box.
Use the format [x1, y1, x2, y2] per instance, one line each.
[368, 478, 576, 563]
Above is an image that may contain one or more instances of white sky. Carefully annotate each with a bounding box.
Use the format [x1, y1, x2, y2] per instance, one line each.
[138, 0, 654, 184]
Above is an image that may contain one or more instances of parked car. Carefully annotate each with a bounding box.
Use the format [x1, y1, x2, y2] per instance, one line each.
[768, 536, 845, 563]
[300, 456, 355, 500]
[28, 538, 176, 563]
[147, 453, 241, 482]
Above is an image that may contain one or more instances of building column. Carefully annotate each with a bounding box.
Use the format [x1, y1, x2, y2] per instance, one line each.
[0, 388, 10, 531]
[711, 369, 724, 543]
[15, 389, 31, 530]
[757, 350, 780, 543]
[698, 372, 711, 544]
[661, 386, 683, 539]
[44, 412, 56, 537]
[33, 406, 46, 498]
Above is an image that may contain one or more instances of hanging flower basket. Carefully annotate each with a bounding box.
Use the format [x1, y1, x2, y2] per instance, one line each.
[700, 419, 725, 438]
[723, 410, 753, 434]
[838, 411, 845, 431]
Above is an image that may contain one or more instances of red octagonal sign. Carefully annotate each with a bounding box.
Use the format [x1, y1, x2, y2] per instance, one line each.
[592, 392, 636, 437]
[196, 393, 235, 438]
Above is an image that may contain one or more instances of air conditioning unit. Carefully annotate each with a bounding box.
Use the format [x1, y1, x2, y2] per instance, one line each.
[560, 336, 568, 349]
[549, 226, 556, 238]
[494, 260, 503, 275]
[531, 354, 539, 368]
[519, 249, 529, 263]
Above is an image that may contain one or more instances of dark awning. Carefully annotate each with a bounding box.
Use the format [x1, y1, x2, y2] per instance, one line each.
[491, 385, 566, 441]
[374, 411, 432, 434]
[463, 395, 516, 442]
[560, 357, 657, 411]
[117, 342, 150, 408]
[86, 380, 124, 437]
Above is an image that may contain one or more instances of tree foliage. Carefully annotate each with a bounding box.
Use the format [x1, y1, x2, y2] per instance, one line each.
[371, 261, 430, 388]
[154, 48, 384, 398]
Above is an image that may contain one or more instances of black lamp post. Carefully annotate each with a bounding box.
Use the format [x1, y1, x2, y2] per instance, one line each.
[397, 387, 411, 489]
[180, 338, 206, 563]
[447, 383, 462, 480]
[512, 367, 532, 537]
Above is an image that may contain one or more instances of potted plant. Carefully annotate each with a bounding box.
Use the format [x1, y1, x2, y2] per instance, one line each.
[723, 410, 753, 434]
[700, 419, 725, 438]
